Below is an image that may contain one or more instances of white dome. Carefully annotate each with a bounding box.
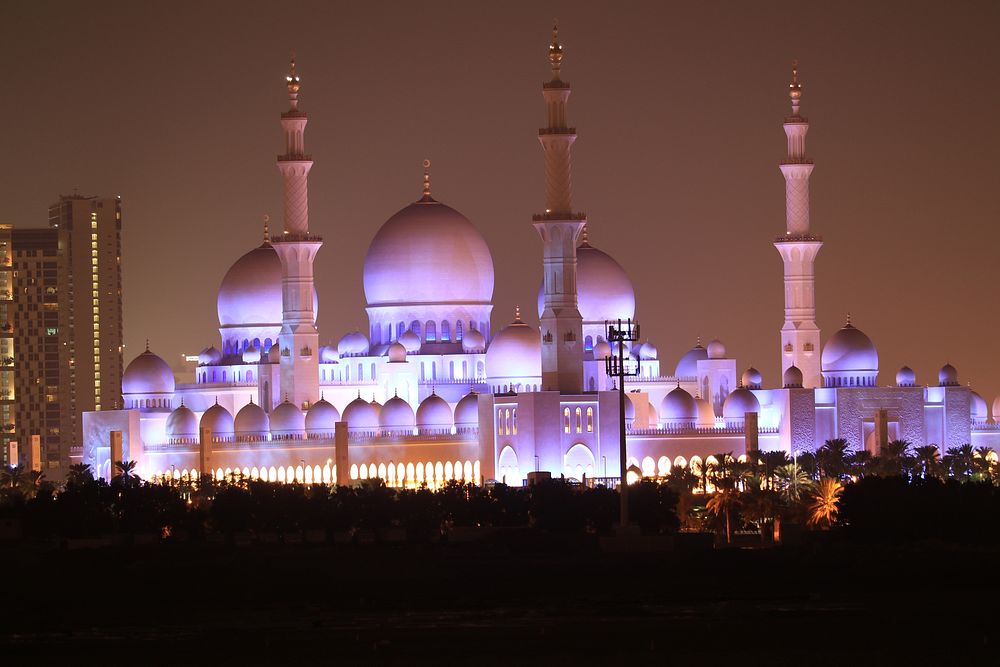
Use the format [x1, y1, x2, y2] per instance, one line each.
[122, 349, 175, 395]
[723, 387, 760, 421]
[387, 341, 407, 363]
[822, 323, 878, 373]
[783, 365, 804, 388]
[242, 344, 262, 364]
[235, 400, 269, 437]
[380, 395, 415, 430]
[364, 199, 494, 308]
[305, 398, 341, 434]
[638, 342, 658, 360]
[486, 316, 541, 382]
[896, 366, 916, 387]
[199, 402, 233, 436]
[695, 396, 716, 427]
[659, 386, 698, 424]
[338, 331, 369, 357]
[593, 340, 612, 360]
[742, 367, 763, 389]
[416, 393, 453, 430]
[938, 363, 959, 387]
[198, 346, 222, 366]
[455, 391, 480, 427]
[536, 241, 635, 324]
[217, 243, 317, 328]
[343, 396, 379, 430]
[398, 330, 422, 353]
[319, 345, 339, 363]
[461, 328, 486, 353]
[707, 339, 726, 360]
[166, 404, 197, 440]
[270, 400, 305, 435]
[971, 391, 987, 421]
[674, 343, 707, 377]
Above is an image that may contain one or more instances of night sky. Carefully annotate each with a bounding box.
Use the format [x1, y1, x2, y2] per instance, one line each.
[2, 2, 999, 404]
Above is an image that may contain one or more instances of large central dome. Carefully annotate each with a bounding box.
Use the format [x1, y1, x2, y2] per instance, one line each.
[363, 199, 494, 307]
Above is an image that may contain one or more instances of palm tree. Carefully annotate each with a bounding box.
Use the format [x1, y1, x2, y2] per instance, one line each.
[759, 451, 790, 490]
[913, 445, 941, 479]
[849, 449, 873, 478]
[706, 483, 740, 544]
[816, 439, 852, 480]
[67, 463, 93, 486]
[0, 465, 24, 491]
[114, 460, 138, 487]
[945, 444, 975, 481]
[879, 440, 913, 478]
[973, 447, 997, 481]
[807, 478, 843, 530]
[774, 463, 813, 502]
[24, 470, 45, 499]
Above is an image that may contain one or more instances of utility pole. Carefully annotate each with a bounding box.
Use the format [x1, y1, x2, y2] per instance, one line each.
[605, 318, 640, 528]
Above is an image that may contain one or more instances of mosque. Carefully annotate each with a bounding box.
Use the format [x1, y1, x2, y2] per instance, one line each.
[79, 28, 1000, 487]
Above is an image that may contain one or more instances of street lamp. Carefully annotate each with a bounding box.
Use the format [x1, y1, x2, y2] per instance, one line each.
[605, 318, 640, 528]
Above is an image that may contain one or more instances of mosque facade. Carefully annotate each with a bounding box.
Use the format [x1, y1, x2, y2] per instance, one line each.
[79, 29, 1000, 486]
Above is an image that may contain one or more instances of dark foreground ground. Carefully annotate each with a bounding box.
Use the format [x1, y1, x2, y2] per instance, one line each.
[0, 532, 995, 663]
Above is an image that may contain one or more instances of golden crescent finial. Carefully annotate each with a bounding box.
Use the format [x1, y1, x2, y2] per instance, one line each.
[548, 19, 563, 76]
[422, 159, 432, 199]
[789, 59, 802, 102]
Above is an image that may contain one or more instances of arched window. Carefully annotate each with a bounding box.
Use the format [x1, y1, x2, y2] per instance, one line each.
[512, 409, 517, 435]
[504, 408, 511, 435]
[264, 337, 272, 352]
[397, 462, 406, 485]
[431, 362, 437, 381]
[384, 323, 391, 343]
[584, 335, 593, 351]
[441, 320, 450, 342]
[397, 322, 405, 339]
[642, 456, 656, 477]
[462, 360, 468, 379]
[463, 460, 473, 481]
[497, 410, 503, 435]
[575, 407, 582, 433]
[449, 360, 455, 380]
[368, 463, 377, 479]
[387, 462, 396, 486]
[425, 320, 436, 342]
[357, 363, 363, 380]
[371, 363, 376, 379]
[586, 407, 594, 432]
[657, 456, 670, 476]
[411, 320, 421, 337]
[378, 463, 387, 480]
[434, 461, 444, 486]
[445, 461, 454, 479]
[455, 320, 463, 341]
[563, 407, 571, 433]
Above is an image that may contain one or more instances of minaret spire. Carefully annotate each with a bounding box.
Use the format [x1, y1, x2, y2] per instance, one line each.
[272, 56, 322, 409]
[420, 159, 434, 202]
[775, 59, 823, 389]
[533, 22, 585, 393]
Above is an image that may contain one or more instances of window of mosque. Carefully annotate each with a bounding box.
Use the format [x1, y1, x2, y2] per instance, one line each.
[497, 410, 503, 434]
[657, 456, 670, 476]
[445, 461, 454, 480]
[455, 320, 463, 341]
[349, 464, 358, 480]
[462, 360, 468, 378]
[642, 456, 656, 477]
[411, 320, 421, 337]
[584, 335, 593, 351]
[512, 409, 517, 435]
[441, 320, 450, 342]
[463, 461, 473, 481]
[563, 407, 570, 433]
[504, 409, 511, 435]
[449, 360, 455, 380]
[397, 463, 405, 485]
[368, 463, 377, 479]
[586, 407, 593, 432]
[575, 407, 582, 433]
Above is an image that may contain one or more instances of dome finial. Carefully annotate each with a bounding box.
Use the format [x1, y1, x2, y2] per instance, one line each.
[514, 304, 522, 322]
[846, 311, 852, 327]
[419, 159, 434, 202]
[145, 338, 150, 352]
[263, 214, 270, 245]
[249, 394, 254, 405]
[286, 54, 301, 110]
[789, 59, 802, 115]
[548, 19, 563, 79]
[580, 224, 590, 247]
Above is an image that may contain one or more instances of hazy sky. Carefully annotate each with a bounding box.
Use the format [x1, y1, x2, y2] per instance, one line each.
[2, 1, 999, 404]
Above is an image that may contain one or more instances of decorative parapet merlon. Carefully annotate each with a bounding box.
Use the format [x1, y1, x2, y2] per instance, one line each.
[531, 212, 587, 222]
[538, 128, 577, 136]
[774, 233, 823, 244]
[270, 232, 323, 243]
[277, 154, 313, 162]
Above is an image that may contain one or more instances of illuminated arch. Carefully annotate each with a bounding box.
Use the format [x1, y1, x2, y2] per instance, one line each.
[564, 443, 595, 480]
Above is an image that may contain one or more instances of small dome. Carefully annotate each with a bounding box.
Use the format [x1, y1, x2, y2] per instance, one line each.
[398, 330, 422, 354]
[536, 241, 635, 324]
[742, 367, 763, 390]
[165, 403, 198, 439]
[970, 391, 987, 421]
[198, 346, 222, 366]
[455, 391, 480, 427]
[319, 345, 339, 363]
[270, 400, 305, 435]
[305, 398, 341, 434]
[694, 395, 715, 427]
[722, 387, 761, 421]
[783, 365, 804, 388]
[896, 366, 916, 387]
[199, 402, 234, 436]
[674, 343, 708, 377]
[638, 342, 658, 360]
[235, 400, 269, 437]
[707, 339, 726, 360]
[387, 341, 407, 363]
[380, 395, 415, 430]
[486, 315, 541, 381]
[461, 328, 486, 353]
[338, 331, 370, 357]
[938, 363, 959, 387]
[593, 340, 612, 360]
[267, 344, 281, 363]
[122, 349, 175, 395]
[416, 393, 453, 430]
[659, 386, 698, 424]
[822, 322, 878, 374]
[242, 344, 262, 364]
[343, 395, 379, 430]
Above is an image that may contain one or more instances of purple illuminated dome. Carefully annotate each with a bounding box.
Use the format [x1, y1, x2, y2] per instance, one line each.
[364, 200, 494, 307]
[723, 386, 761, 421]
[660, 386, 698, 424]
[217, 243, 318, 329]
[486, 314, 542, 381]
[822, 322, 878, 374]
[165, 403, 198, 440]
[674, 342, 708, 377]
[417, 393, 453, 430]
[305, 398, 341, 435]
[122, 349, 175, 395]
[536, 242, 635, 325]
[454, 391, 480, 428]
[380, 395, 415, 432]
[200, 402, 234, 436]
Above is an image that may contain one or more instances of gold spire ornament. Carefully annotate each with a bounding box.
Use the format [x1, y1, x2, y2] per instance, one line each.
[263, 214, 270, 244]
[286, 55, 301, 111]
[789, 59, 802, 101]
[548, 19, 563, 78]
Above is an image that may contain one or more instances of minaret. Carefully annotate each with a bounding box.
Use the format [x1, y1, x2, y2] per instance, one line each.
[272, 57, 322, 408]
[532, 21, 586, 394]
[774, 61, 823, 389]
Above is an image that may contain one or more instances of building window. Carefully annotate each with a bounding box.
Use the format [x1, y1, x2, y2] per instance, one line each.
[575, 407, 582, 433]
[563, 407, 570, 433]
[586, 407, 593, 432]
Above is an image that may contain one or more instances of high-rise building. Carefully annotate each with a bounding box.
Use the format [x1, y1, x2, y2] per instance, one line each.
[1, 195, 123, 470]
